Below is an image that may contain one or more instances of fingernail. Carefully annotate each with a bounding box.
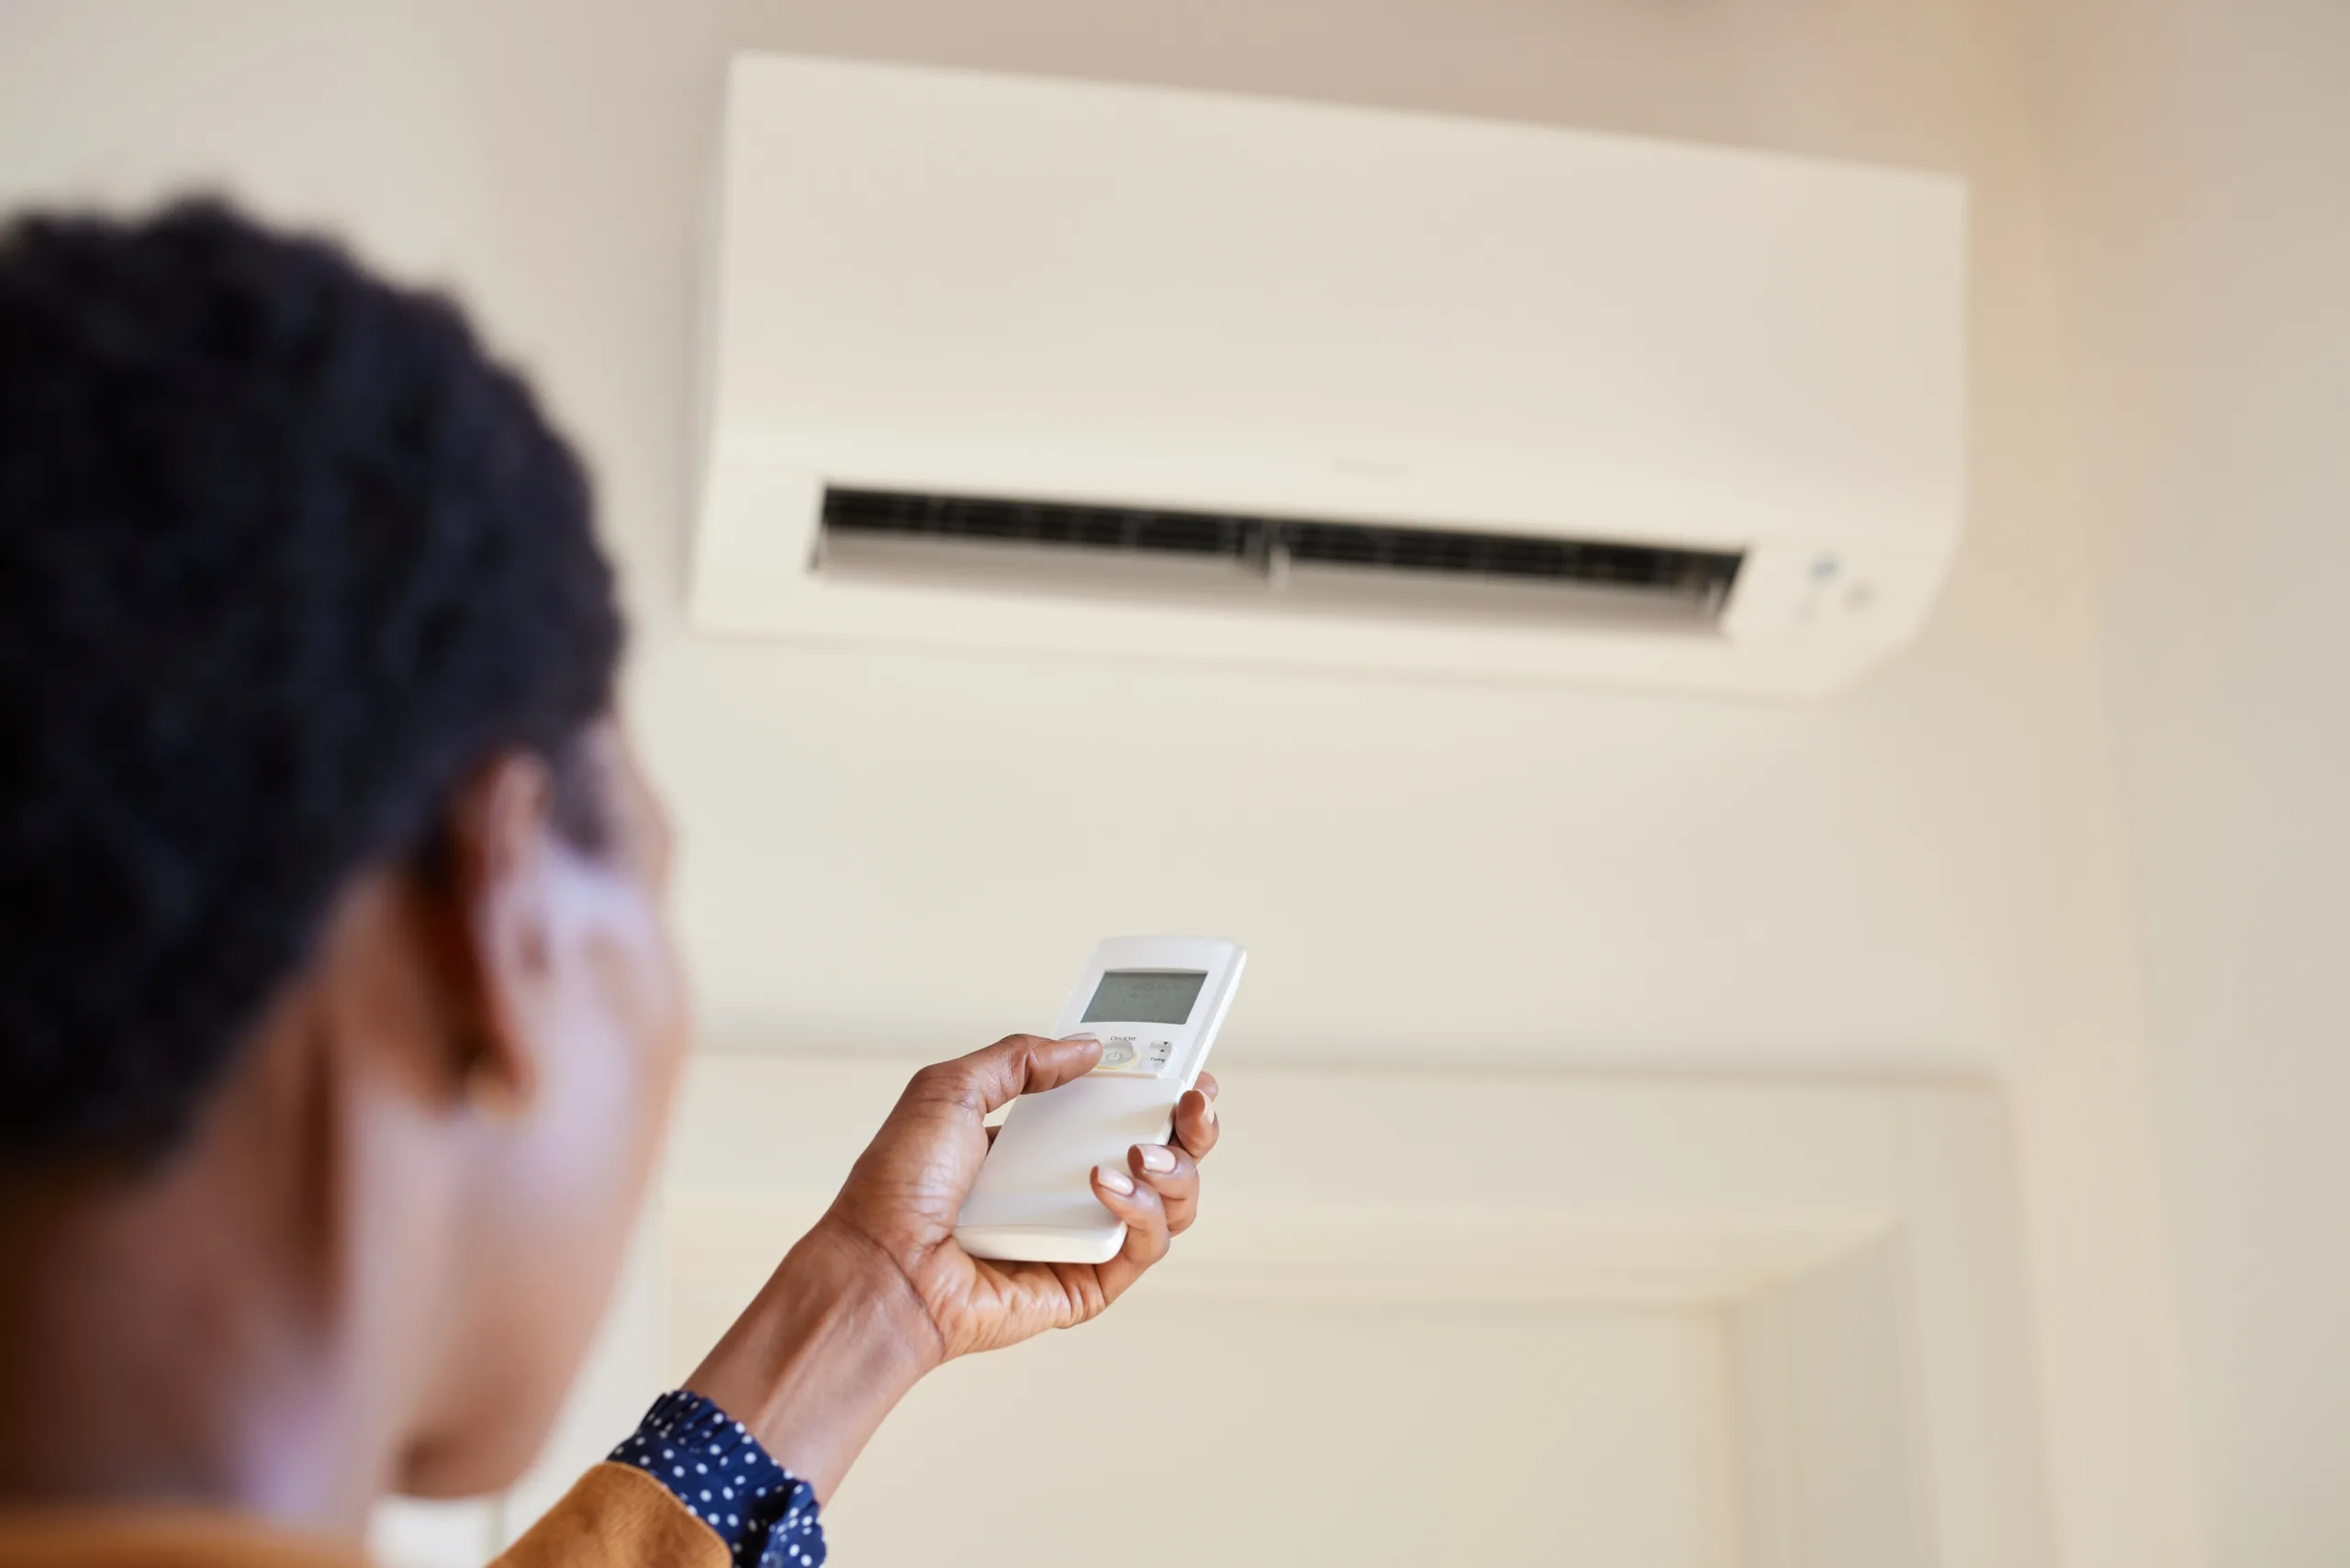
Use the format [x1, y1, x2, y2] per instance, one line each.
[1095, 1163, 1135, 1195]
[1137, 1144, 1176, 1173]
[1062, 1033, 1101, 1044]
[1203, 1098, 1218, 1126]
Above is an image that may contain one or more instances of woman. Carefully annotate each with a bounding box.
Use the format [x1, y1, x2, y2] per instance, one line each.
[0, 202, 1219, 1567]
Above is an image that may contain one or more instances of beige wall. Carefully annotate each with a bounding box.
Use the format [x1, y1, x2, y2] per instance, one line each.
[2009, 1, 2350, 1562]
[0, 1, 2235, 1562]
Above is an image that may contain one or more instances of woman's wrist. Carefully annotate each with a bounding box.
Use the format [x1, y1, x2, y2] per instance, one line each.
[682, 1220, 940, 1501]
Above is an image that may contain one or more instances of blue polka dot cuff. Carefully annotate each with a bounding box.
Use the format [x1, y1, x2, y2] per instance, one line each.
[610, 1389, 826, 1568]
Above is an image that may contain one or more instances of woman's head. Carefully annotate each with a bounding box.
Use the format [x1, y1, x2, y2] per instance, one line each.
[0, 201, 685, 1504]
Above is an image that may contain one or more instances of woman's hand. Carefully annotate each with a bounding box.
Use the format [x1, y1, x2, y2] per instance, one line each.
[684, 1034, 1221, 1498]
[814, 1033, 1221, 1361]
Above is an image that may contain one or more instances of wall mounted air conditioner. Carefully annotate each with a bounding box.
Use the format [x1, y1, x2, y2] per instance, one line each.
[692, 54, 1967, 698]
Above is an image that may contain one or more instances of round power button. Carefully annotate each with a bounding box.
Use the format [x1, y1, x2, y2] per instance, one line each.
[1097, 1040, 1137, 1069]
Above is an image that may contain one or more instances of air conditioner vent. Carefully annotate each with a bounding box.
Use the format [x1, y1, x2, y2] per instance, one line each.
[822, 487, 1257, 558]
[819, 487, 1743, 627]
[1272, 518, 1734, 595]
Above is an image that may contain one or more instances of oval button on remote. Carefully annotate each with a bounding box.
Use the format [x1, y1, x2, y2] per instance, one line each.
[1097, 1040, 1137, 1069]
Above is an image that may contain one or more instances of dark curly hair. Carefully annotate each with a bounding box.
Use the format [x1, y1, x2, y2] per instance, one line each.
[0, 200, 625, 1167]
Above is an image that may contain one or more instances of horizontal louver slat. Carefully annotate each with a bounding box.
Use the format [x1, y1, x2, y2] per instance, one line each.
[819, 487, 1741, 625]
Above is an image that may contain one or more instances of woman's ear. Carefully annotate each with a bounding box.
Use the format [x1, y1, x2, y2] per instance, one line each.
[426, 750, 567, 1118]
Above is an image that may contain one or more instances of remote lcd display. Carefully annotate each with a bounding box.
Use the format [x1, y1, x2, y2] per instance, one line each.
[1081, 969, 1207, 1025]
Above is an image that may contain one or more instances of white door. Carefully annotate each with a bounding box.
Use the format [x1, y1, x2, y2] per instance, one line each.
[381, 1062, 2051, 1568]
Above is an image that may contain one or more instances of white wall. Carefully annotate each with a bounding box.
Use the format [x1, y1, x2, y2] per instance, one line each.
[659, 1061, 2053, 1568]
[2008, 2, 2350, 1562]
[0, 2, 2206, 1562]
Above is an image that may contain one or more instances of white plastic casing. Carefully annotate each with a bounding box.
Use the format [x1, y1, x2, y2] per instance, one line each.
[692, 54, 1967, 699]
[954, 936, 1246, 1263]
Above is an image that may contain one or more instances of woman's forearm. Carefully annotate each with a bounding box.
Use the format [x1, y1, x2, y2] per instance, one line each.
[680, 1221, 939, 1503]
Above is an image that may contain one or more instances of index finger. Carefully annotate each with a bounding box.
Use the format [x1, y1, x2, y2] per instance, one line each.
[1173, 1083, 1219, 1159]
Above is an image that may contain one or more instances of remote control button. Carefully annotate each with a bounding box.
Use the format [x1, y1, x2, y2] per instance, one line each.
[1098, 1039, 1137, 1069]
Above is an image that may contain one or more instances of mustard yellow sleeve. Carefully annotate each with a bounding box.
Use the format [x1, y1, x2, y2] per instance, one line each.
[491, 1462, 731, 1568]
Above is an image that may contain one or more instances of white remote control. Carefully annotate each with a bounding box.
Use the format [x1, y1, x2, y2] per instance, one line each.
[954, 935, 1247, 1264]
